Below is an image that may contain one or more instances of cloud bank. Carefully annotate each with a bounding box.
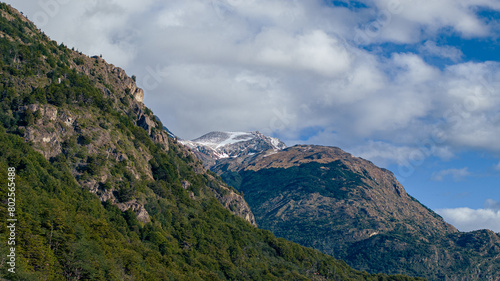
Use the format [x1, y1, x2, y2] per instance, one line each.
[6, 0, 500, 170]
[438, 199, 500, 232]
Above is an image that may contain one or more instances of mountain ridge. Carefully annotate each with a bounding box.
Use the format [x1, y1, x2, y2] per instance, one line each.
[0, 13, 256, 226]
[0, 4, 424, 280]
[181, 132, 500, 280]
[214, 145, 458, 238]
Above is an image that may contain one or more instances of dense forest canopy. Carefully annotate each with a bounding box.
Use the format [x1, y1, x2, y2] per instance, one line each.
[0, 3, 422, 280]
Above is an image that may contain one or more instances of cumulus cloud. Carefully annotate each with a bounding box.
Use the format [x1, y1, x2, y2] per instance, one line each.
[366, 0, 500, 43]
[419, 41, 463, 62]
[431, 167, 470, 181]
[253, 29, 352, 77]
[5, 0, 500, 167]
[345, 140, 454, 173]
[438, 199, 500, 232]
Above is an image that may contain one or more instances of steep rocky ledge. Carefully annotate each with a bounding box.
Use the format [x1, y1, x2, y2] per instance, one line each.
[13, 53, 167, 223]
[3, 8, 255, 225]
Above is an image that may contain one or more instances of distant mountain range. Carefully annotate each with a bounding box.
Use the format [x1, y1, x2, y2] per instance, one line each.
[187, 131, 500, 281]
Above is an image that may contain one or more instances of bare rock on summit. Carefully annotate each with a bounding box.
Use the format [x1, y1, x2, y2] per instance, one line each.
[127, 81, 144, 103]
[181, 131, 286, 169]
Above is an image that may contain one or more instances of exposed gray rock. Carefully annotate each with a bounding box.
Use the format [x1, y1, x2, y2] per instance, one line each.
[181, 131, 286, 169]
[209, 181, 257, 227]
[116, 200, 151, 223]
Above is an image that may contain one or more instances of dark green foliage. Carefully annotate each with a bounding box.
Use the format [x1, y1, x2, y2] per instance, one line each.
[0, 4, 424, 281]
[226, 161, 367, 208]
[77, 135, 92, 146]
[114, 181, 135, 202]
[44, 67, 108, 108]
[0, 128, 423, 281]
[73, 57, 84, 65]
[85, 155, 106, 175]
[219, 152, 500, 280]
[342, 230, 500, 280]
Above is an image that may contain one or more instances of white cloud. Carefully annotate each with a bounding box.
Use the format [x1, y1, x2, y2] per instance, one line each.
[253, 29, 352, 77]
[346, 140, 453, 170]
[5, 0, 500, 165]
[419, 41, 463, 62]
[431, 167, 470, 181]
[368, 0, 500, 43]
[438, 199, 500, 232]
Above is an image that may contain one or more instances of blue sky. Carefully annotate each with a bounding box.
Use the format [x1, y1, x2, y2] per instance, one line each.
[6, 0, 500, 232]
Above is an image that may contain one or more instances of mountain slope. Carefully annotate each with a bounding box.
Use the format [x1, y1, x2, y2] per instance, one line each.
[0, 4, 255, 226]
[0, 4, 422, 281]
[212, 144, 500, 280]
[214, 145, 457, 245]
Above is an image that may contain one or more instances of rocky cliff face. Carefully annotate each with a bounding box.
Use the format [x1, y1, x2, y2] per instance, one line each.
[0, 6, 255, 226]
[11, 54, 167, 223]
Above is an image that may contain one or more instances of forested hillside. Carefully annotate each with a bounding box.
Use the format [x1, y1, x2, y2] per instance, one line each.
[213, 145, 500, 281]
[0, 3, 422, 280]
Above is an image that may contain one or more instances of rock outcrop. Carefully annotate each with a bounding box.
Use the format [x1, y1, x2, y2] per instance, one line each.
[10, 36, 257, 226]
[117, 200, 151, 223]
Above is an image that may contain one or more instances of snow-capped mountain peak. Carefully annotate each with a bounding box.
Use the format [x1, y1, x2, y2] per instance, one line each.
[192, 131, 254, 149]
[180, 131, 286, 168]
